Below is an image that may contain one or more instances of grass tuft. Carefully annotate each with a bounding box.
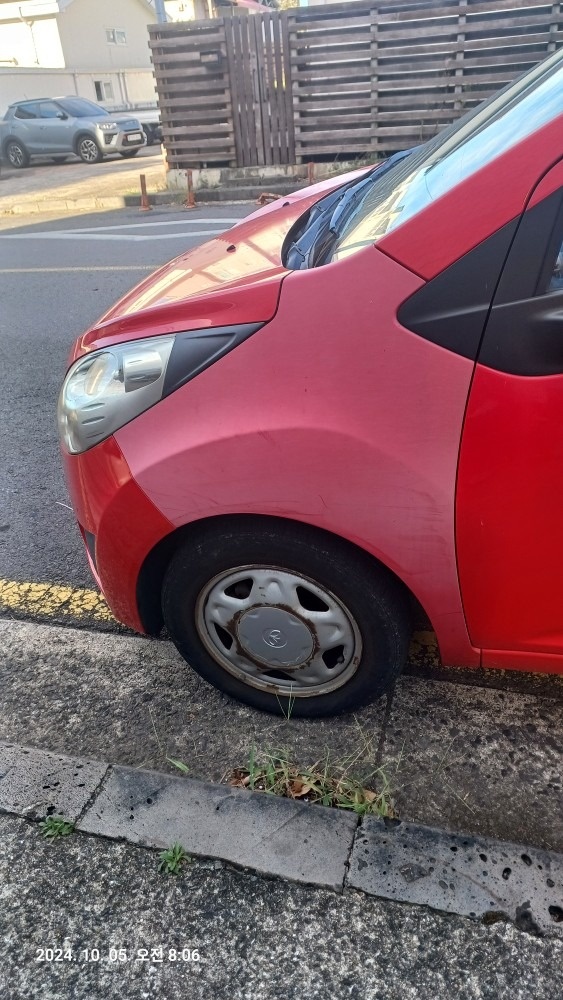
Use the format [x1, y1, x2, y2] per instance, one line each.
[158, 843, 191, 875]
[39, 816, 75, 839]
[228, 746, 395, 818]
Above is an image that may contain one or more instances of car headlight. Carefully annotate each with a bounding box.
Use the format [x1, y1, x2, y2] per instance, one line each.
[98, 121, 119, 130]
[58, 324, 263, 455]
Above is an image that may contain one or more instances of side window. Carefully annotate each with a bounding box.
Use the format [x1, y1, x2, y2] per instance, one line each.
[38, 101, 62, 119]
[14, 104, 39, 119]
[478, 185, 563, 375]
[547, 239, 563, 293]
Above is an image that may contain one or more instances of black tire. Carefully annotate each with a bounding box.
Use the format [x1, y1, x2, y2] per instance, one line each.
[162, 518, 411, 717]
[76, 135, 103, 164]
[51, 156, 68, 163]
[5, 139, 29, 169]
[119, 149, 140, 158]
[142, 125, 154, 146]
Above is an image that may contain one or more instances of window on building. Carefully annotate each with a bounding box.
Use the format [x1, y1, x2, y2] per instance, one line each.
[94, 81, 114, 102]
[106, 28, 127, 45]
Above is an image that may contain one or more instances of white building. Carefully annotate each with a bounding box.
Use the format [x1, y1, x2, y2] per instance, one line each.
[0, 0, 159, 69]
[0, 0, 160, 108]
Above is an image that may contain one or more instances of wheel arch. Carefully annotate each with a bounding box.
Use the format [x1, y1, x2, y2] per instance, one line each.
[73, 130, 98, 153]
[2, 135, 19, 152]
[136, 512, 427, 637]
[2, 135, 28, 157]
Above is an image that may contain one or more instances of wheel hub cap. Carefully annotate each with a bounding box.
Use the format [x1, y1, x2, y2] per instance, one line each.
[237, 606, 314, 668]
[196, 565, 362, 697]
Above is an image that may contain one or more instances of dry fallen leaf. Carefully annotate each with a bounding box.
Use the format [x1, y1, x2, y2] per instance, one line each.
[229, 770, 251, 787]
[288, 779, 313, 798]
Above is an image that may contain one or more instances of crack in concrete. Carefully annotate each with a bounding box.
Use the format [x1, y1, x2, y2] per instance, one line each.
[75, 764, 113, 825]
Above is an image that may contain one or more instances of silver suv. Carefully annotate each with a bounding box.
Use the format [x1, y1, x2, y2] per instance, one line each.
[0, 96, 146, 167]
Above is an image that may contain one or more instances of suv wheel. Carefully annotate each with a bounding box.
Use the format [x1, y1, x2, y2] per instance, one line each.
[76, 136, 103, 164]
[5, 140, 29, 169]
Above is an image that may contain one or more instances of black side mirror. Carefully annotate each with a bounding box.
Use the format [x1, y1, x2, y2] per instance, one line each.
[56, 112, 68, 120]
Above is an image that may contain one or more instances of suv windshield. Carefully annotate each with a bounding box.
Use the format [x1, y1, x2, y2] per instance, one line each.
[329, 49, 563, 264]
[56, 98, 108, 118]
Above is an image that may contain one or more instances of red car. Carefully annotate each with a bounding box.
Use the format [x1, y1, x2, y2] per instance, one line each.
[59, 50, 563, 716]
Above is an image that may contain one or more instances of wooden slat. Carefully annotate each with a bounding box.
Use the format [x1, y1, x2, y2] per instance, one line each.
[281, 11, 297, 163]
[273, 15, 289, 163]
[262, 10, 278, 165]
[163, 124, 234, 136]
[376, 0, 552, 23]
[223, 16, 245, 169]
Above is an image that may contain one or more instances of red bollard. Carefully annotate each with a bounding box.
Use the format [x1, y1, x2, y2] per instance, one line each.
[185, 169, 196, 210]
[139, 173, 151, 212]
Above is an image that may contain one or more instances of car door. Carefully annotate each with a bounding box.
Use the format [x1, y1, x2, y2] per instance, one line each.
[36, 101, 74, 153]
[11, 103, 42, 152]
[456, 160, 563, 671]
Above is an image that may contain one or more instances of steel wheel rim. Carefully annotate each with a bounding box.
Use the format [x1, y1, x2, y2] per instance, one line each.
[79, 138, 99, 162]
[8, 144, 23, 167]
[195, 565, 362, 698]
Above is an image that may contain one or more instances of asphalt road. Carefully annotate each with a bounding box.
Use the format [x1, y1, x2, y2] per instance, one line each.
[0, 205, 251, 589]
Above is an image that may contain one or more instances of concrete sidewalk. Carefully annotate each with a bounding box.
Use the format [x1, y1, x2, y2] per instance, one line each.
[1, 621, 562, 997]
[1, 740, 562, 936]
[1, 813, 561, 1000]
[0, 741, 562, 999]
[1, 619, 561, 855]
[0, 148, 174, 215]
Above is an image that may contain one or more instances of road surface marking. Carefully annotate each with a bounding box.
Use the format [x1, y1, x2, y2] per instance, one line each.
[0, 266, 154, 273]
[0, 230, 226, 242]
[0, 577, 438, 660]
[0, 578, 115, 623]
[69, 218, 245, 232]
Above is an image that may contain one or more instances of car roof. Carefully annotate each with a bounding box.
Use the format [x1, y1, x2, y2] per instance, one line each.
[8, 97, 90, 107]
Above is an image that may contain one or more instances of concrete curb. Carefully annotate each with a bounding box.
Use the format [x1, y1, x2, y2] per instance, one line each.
[0, 192, 254, 214]
[1, 741, 561, 937]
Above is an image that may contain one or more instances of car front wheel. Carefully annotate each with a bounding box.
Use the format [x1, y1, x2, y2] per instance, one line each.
[5, 140, 29, 168]
[77, 136, 103, 164]
[162, 519, 411, 717]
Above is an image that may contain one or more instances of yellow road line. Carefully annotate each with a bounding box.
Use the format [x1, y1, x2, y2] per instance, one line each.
[0, 578, 115, 623]
[0, 578, 440, 656]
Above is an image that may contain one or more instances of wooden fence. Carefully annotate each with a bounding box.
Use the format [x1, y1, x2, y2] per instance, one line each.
[149, 0, 563, 169]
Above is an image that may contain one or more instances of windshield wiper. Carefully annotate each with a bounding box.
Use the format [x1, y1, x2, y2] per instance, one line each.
[328, 173, 379, 236]
[284, 147, 418, 271]
[327, 147, 419, 240]
[284, 185, 350, 270]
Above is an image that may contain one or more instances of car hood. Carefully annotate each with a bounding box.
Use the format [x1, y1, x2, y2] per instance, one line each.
[70, 166, 373, 362]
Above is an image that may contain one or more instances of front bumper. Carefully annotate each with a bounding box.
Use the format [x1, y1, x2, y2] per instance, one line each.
[62, 436, 173, 632]
[97, 129, 146, 152]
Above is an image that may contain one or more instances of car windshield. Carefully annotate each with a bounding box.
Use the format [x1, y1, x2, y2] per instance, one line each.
[329, 49, 563, 263]
[56, 98, 108, 118]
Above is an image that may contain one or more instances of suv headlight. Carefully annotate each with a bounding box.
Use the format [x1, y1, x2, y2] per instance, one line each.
[98, 121, 119, 130]
[58, 324, 263, 455]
